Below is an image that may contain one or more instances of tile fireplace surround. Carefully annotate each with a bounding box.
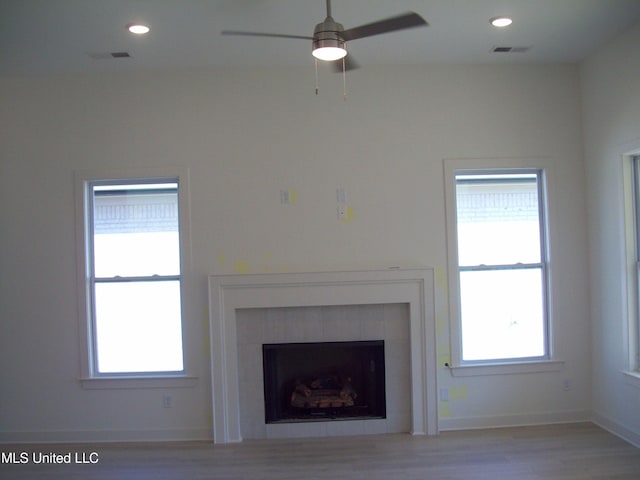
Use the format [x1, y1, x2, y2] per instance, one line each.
[208, 269, 436, 444]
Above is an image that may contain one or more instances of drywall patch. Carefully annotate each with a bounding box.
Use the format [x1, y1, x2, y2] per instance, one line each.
[436, 314, 447, 336]
[439, 401, 451, 418]
[450, 385, 468, 401]
[437, 341, 451, 367]
[340, 206, 355, 224]
[435, 266, 447, 289]
[202, 306, 211, 356]
[235, 260, 251, 274]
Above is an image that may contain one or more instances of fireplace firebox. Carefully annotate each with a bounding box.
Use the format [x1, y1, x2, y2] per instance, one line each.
[262, 340, 386, 424]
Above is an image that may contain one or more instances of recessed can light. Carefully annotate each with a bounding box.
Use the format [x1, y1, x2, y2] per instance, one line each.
[127, 23, 150, 34]
[490, 16, 513, 27]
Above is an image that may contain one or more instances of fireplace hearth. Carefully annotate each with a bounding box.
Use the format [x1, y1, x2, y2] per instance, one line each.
[263, 341, 386, 424]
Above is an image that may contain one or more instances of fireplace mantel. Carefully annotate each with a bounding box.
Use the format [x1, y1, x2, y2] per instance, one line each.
[208, 268, 437, 443]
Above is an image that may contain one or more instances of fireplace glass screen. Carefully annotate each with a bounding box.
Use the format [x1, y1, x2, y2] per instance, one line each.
[262, 340, 386, 423]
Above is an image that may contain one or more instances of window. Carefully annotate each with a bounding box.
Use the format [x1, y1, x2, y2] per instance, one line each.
[627, 155, 640, 372]
[449, 168, 549, 364]
[80, 176, 185, 376]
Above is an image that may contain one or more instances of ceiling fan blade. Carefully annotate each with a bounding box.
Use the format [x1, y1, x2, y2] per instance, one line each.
[330, 55, 360, 72]
[221, 30, 312, 40]
[341, 12, 427, 42]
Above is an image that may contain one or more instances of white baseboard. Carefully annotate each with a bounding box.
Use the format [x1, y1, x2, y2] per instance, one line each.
[6, 412, 634, 447]
[592, 411, 640, 448]
[0, 428, 212, 444]
[438, 410, 591, 432]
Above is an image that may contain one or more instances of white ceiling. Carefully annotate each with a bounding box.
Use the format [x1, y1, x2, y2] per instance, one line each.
[2, 0, 640, 76]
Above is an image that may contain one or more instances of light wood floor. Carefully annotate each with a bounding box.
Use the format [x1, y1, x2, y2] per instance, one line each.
[1, 423, 639, 479]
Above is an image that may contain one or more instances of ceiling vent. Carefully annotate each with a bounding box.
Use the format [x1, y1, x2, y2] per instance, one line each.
[492, 46, 531, 53]
[87, 51, 132, 60]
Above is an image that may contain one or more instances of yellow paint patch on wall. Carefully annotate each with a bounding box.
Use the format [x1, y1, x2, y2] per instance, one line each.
[434, 266, 447, 288]
[202, 306, 211, 355]
[438, 401, 451, 418]
[437, 353, 451, 368]
[449, 384, 468, 401]
[436, 314, 447, 336]
[259, 252, 272, 272]
[235, 260, 252, 274]
[340, 206, 355, 225]
[289, 188, 298, 204]
[217, 253, 226, 267]
[437, 341, 451, 367]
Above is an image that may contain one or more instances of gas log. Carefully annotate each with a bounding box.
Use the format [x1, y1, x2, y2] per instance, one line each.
[290, 374, 357, 409]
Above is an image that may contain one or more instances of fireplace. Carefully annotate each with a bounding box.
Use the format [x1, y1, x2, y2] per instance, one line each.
[263, 340, 386, 423]
[208, 269, 437, 443]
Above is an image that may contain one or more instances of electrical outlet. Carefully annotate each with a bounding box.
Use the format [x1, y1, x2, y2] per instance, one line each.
[562, 379, 571, 391]
[338, 205, 347, 220]
[439, 388, 449, 402]
[163, 395, 172, 408]
[336, 187, 347, 204]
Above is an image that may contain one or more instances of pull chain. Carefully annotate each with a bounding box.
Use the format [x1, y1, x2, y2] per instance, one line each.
[313, 56, 347, 99]
[315, 58, 319, 95]
[342, 56, 347, 101]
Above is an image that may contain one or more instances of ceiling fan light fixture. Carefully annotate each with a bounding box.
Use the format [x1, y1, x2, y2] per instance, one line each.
[312, 45, 347, 61]
[312, 20, 347, 61]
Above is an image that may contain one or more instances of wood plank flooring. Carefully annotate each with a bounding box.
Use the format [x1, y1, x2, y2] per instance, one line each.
[1, 423, 639, 479]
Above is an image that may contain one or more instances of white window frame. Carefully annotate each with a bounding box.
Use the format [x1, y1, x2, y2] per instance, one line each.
[444, 157, 563, 376]
[630, 156, 640, 371]
[622, 150, 640, 387]
[75, 167, 196, 389]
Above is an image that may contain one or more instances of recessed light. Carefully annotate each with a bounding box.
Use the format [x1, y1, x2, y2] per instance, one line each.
[127, 23, 150, 34]
[490, 16, 513, 28]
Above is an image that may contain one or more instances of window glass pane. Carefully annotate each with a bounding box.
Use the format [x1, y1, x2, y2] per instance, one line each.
[94, 280, 184, 373]
[92, 183, 179, 277]
[93, 231, 179, 277]
[460, 268, 545, 361]
[456, 174, 541, 266]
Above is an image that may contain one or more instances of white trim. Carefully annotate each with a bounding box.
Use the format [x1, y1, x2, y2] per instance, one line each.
[621, 145, 640, 372]
[0, 428, 211, 444]
[621, 369, 640, 389]
[443, 157, 557, 368]
[74, 166, 193, 383]
[592, 411, 640, 448]
[79, 375, 198, 390]
[448, 359, 565, 377]
[439, 410, 591, 432]
[207, 268, 437, 444]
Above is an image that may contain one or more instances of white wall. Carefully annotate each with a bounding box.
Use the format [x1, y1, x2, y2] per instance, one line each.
[0, 62, 590, 442]
[581, 21, 640, 446]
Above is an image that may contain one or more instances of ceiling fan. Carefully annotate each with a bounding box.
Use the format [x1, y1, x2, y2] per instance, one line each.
[221, 0, 428, 71]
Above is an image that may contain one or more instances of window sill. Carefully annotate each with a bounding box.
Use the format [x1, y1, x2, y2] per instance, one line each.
[621, 370, 640, 389]
[79, 375, 198, 390]
[448, 360, 565, 377]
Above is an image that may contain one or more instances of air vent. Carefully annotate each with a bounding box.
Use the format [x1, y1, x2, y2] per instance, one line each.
[87, 51, 132, 60]
[492, 46, 531, 53]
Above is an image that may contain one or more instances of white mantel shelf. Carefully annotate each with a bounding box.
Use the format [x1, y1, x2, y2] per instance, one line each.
[208, 268, 437, 444]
